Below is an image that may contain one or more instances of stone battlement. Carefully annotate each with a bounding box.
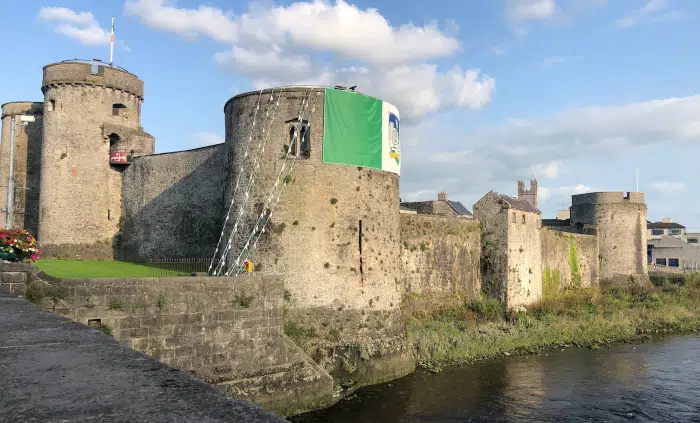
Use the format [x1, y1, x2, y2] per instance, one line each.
[42, 60, 144, 99]
[572, 191, 645, 206]
[1, 102, 43, 118]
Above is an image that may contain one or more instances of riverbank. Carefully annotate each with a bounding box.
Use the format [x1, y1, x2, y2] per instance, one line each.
[407, 272, 700, 368]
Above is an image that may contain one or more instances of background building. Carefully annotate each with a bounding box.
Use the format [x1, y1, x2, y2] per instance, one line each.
[401, 192, 474, 219]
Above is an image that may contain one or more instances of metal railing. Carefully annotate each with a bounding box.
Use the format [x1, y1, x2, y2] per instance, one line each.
[143, 258, 211, 277]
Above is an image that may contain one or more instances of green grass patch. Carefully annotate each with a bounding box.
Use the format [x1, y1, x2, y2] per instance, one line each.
[408, 273, 700, 367]
[34, 260, 197, 278]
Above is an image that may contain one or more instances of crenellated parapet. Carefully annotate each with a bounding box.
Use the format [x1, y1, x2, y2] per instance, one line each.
[42, 60, 144, 99]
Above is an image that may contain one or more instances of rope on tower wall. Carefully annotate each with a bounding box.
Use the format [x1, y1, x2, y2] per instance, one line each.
[208, 89, 264, 275]
[212, 89, 284, 276]
[227, 90, 322, 276]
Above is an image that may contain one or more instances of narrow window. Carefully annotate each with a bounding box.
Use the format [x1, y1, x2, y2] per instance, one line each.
[107, 209, 111, 220]
[48, 99, 55, 111]
[358, 220, 364, 276]
[288, 126, 297, 156]
[108, 133, 120, 148]
[112, 103, 127, 117]
[300, 124, 311, 158]
[522, 214, 526, 224]
[512, 212, 516, 223]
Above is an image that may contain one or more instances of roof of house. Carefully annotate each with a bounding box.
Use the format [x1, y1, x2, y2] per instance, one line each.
[648, 236, 691, 248]
[447, 200, 473, 217]
[648, 221, 686, 229]
[400, 199, 473, 217]
[497, 194, 541, 214]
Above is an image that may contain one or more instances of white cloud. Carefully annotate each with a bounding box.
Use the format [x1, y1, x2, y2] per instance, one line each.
[215, 46, 314, 80]
[649, 181, 686, 195]
[399, 94, 700, 210]
[506, 0, 558, 22]
[124, 0, 493, 119]
[192, 132, 224, 147]
[38, 7, 110, 46]
[615, 0, 686, 28]
[539, 184, 593, 204]
[125, 0, 460, 65]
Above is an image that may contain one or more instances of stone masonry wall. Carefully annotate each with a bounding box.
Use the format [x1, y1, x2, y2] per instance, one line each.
[541, 228, 599, 291]
[222, 88, 413, 392]
[0, 262, 334, 416]
[400, 213, 481, 299]
[223, 89, 402, 314]
[54, 276, 286, 384]
[473, 193, 510, 304]
[506, 209, 542, 309]
[0, 102, 43, 235]
[120, 144, 227, 260]
[39, 62, 152, 259]
[570, 192, 649, 284]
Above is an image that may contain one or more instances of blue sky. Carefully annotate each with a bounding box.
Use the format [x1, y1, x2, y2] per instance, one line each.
[1, 0, 698, 229]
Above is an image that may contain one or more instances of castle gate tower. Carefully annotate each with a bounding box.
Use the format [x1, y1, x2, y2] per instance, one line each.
[570, 192, 649, 284]
[0, 102, 43, 235]
[221, 87, 413, 382]
[39, 60, 154, 259]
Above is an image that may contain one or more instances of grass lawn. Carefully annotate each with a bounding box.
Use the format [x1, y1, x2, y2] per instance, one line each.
[34, 260, 199, 278]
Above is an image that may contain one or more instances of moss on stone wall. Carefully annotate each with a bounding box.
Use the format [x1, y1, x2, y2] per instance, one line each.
[542, 265, 561, 298]
[568, 236, 582, 287]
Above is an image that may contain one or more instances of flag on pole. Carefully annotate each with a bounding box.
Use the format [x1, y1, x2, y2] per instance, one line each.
[110, 17, 115, 65]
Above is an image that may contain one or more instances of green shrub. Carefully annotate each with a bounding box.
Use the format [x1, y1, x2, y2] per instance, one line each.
[466, 293, 503, 321]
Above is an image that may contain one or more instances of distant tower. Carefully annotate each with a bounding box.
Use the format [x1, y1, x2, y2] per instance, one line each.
[570, 192, 649, 284]
[39, 60, 154, 258]
[517, 179, 538, 209]
[0, 102, 43, 234]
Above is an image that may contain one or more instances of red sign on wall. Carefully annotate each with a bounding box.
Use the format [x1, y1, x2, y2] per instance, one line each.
[110, 151, 128, 164]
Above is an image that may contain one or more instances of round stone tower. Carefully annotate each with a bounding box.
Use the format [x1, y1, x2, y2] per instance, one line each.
[570, 192, 649, 284]
[0, 102, 43, 235]
[39, 60, 154, 258]
[222, 87, 412, 382]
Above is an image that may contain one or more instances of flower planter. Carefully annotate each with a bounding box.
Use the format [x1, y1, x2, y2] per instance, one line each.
[0, 250, 18, 262]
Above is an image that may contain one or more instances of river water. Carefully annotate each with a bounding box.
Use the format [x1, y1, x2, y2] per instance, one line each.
[292, 335, 700, 422]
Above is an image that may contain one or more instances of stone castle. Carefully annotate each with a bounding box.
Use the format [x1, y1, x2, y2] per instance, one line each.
[0, 59, 650, 412]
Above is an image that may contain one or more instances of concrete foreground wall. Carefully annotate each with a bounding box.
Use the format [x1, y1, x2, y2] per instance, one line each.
[541, 228, 599, 291]
[0, 289, 286, 423]
[400, 213, 481, 299]
[0, 262, 334, 416]
[120, 144, 227, 260]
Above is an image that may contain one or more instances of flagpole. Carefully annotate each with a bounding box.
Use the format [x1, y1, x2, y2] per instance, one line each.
[110, 17, 114, 66]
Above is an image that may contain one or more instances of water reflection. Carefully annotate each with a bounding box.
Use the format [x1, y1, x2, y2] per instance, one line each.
[292, 335, 700, 422]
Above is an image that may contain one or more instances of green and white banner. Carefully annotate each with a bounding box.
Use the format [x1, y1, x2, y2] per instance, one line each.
[322, 88, 401, 175]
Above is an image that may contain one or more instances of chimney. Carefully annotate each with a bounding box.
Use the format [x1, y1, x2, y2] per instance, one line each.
[437, 191, 448, 202]
[661, 217, 673, 223]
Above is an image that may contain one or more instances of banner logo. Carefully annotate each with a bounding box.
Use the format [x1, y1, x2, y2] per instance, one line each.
[388, 112, 400, 165]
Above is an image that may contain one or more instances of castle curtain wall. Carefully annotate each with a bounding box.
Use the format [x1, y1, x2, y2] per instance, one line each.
[119, 144, 227, 260]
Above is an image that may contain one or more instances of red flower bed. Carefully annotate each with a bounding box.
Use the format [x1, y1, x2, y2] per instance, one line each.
[0, 228, 40, 263]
